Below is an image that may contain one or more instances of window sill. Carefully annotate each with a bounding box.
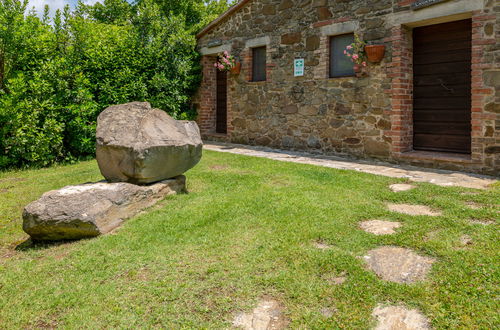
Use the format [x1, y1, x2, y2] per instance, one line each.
[329, 75, 356, 79]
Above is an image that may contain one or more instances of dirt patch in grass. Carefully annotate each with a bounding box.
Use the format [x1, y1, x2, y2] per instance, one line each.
[387, 203, 442, 216]
[322, 273, 347, 285]
[0, 177, 27, 183]
[372, 304, 430, 329]
[469, 218, 495, 225]
[320, 307, 337, 318]
[232, 298, 288, 330]
[465, 201, 484, 210]
[209, 164, 230, 171]
[313, 240, 332, 250]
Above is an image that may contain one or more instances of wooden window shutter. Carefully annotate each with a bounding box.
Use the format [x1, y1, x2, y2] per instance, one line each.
[252, 46, 266, 82]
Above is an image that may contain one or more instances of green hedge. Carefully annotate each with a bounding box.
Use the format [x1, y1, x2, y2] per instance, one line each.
[0, 0, 230, 169]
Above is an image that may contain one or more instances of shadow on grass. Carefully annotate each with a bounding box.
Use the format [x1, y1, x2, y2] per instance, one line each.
[14, 237, 86, 251]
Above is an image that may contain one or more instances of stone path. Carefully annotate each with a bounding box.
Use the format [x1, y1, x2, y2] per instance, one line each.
[204, 142, 497, 189]
[207, 141, 489, 328]
[372, 305, 431, 330]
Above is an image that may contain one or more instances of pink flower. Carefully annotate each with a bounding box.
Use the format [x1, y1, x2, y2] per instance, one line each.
[362, 61, 367, 67]
[214, 63, 218, 68]
[224, 51, 229, 56]
[343, 50, 347, 55]
[346, 45, 352, 50]
[352, 54, 359, 60]
[347, 54, 351, 57]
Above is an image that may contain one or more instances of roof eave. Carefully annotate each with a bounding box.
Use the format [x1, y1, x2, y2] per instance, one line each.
[196, 0, 252, 39]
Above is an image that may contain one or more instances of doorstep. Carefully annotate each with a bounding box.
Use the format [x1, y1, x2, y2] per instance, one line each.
[397, 150, 478, 164]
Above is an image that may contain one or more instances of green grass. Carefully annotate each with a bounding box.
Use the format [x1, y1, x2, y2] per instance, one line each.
[0, 150, 498, 328]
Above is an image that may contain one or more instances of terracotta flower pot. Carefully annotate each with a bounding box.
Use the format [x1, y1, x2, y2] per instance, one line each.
[353, 64, 362, 73]
[365, 45, 386, 63]
[230, 62, 241, 75]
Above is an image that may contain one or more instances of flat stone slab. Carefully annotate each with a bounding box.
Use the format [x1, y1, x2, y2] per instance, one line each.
[360, 220, 401, 235]
[233, 299, 288, 330]
[390, 184, 416, 192]
[364, 246, 435, 284]
[204, 142, 496, 189]
[23, 176, 186, 241]
[387, 203, 442, 216]
[372, 305, 431, 330]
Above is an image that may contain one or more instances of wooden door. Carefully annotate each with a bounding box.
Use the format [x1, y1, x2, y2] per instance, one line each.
[216, 69, 227, 134]
[413, 19, 472, 154]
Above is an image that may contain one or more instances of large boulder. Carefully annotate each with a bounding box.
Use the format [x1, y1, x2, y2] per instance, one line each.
[23, 176, 186, 241]
[96, 102, 202, 184]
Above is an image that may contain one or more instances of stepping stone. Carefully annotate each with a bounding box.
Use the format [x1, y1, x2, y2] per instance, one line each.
[364, 246, 435, 284]
[387, 203, 442, 216]
[389, 184, 416, 192]
[233, 299, 288, 330]
[372, 304, 431, 330]
[360, 220, 401, 235]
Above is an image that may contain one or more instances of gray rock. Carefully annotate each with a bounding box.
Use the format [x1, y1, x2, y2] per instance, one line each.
[96, 102, 202, 184]
[23, 176, 186, 241]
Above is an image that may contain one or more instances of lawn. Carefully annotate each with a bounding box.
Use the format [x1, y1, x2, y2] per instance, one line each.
[0, 150, 498, 328]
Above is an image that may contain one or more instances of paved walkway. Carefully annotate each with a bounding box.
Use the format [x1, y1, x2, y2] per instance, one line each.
[204, 142, 497, 189]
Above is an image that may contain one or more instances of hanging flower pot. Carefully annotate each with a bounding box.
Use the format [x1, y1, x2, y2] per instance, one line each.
[230, 62, 241, 75]
[214, 51, 237, 72]
[365, 45, 386, 63]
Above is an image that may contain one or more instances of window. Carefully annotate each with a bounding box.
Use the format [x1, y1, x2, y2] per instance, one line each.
[330, 34, 355, 77]
[252, 46, 267, 82]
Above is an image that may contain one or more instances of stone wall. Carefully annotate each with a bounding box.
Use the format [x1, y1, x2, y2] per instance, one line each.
[194, 0, 499, 175]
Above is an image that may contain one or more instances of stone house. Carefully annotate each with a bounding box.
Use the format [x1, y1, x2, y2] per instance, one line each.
[193, 0, 499, 175]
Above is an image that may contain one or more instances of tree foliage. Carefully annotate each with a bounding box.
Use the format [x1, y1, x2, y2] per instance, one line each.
[0, 0, 231, 168]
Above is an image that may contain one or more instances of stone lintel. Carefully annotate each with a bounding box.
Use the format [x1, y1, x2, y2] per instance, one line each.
[199, 43, 232, 56]
[245, 35, 271, 48]
[320, 21, 360, 36]
[387, 0, 482, 27]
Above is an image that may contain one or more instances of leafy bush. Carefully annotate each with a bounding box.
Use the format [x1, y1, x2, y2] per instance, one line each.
[0, 0, 230, 169]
